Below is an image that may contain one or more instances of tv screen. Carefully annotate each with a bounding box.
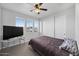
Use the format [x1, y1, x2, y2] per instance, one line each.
[3, 25, 23, 40]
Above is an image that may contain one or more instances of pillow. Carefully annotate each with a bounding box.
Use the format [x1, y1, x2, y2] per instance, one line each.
[59, 38, 78, 56]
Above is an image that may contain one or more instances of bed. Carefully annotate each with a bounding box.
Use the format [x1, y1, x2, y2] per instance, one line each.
[29, 36, 70, 56]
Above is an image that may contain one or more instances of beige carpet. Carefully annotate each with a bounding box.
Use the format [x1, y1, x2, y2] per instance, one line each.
[0, 42, 39, 56]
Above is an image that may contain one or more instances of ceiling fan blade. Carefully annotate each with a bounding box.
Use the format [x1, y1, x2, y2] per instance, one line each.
[39, 3, 43, 6]
[35, 3, 43, 9]
[40, 8, 47, 11]
[34, 4, 39, 9]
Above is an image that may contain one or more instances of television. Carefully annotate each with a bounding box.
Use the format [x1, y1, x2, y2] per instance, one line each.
[3, 25, 23, 40]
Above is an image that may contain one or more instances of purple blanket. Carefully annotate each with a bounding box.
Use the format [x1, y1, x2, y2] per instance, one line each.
[29, 36, 69, 56]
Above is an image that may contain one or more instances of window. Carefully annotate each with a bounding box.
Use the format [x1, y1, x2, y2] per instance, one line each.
[34, 20, 39, 32]
[26, 20, 33, 32]
[16, 17, 40, 32]
[16, 17, 25, 27]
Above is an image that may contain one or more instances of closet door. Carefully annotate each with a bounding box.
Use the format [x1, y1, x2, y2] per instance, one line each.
[0, 7, 2, 39]
[0, 7, 1, 29]
[43, 16, 54, 37]
[55, 15, 66, 39]
[0, 7, 2, 49]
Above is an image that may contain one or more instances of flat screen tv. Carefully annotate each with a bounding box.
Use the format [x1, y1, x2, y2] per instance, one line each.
[3, 25, 23, 40]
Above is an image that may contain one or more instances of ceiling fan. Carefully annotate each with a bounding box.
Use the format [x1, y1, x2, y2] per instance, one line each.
[30, 3, 48, 14]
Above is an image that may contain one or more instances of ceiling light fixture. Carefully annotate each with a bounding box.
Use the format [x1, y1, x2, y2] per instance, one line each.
[34, 9, 41, 14]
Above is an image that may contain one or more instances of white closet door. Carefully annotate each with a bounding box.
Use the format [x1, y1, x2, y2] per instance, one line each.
[0, 7, 1, 29]
[43, 16, 54, 37]
[0, 7, 2, 49]
[55, 15, 66, 39]
[0, 9, 1, 40]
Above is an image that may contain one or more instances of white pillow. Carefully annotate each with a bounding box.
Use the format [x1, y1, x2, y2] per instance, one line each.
[69, 54, 73, 56]
[59, 38, 78, 56]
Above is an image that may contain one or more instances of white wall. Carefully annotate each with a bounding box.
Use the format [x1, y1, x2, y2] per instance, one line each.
[2, 8, 16, 26]
[75, 4, 79, 48]
[41, 5, 75, 40]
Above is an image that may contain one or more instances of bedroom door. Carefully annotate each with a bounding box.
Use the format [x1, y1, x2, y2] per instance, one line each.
[55, 15, 66, 39]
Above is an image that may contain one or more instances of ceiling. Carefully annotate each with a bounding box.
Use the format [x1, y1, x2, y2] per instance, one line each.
[0, 3, 74, 19]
